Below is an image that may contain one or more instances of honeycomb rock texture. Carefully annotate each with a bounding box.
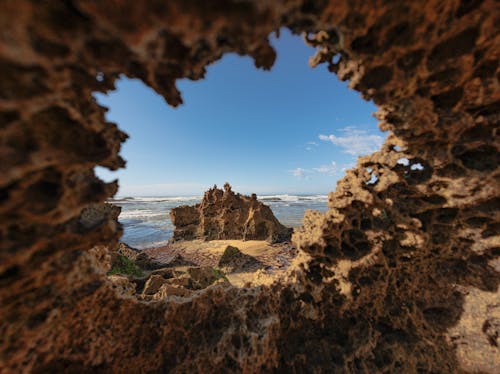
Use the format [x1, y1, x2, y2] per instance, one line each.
[0, 1, 499, 372]
[170, 184, 292, 242]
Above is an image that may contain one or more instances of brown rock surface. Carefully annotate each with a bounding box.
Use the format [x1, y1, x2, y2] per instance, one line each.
[110, 242, 165, 271]
[0, 1, 499, 373]
[187, 266, 229, 290]
[142, 274, 169, 296]
[170, 183, 293, 242]
[153, 283, 193, 299]
[115, 242, 140, 260]
[139, 268, 229, 301]
[107, 275, 136, 298]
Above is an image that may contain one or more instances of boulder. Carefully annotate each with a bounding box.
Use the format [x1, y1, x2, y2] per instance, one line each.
[166, 273, 192, 289]
[116, 242, 140, 261]
[187, 266, 228, 290]
[170, 183, 292, 243]
[111, 243, 176, 271]
[142, 274, 168, 295]
[107, 275, 136, 297]
[149, 267, 229, 300]
[153, 283, 193, 299]
[149, 268, 175, 279]
[79, 203, 121, 230]
[218, 245, 262, 273]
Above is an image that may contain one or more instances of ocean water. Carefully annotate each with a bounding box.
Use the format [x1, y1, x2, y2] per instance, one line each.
[110, 195, 329, 249]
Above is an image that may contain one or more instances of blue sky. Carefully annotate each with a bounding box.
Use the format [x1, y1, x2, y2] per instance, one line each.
[95, 29, 384, 196]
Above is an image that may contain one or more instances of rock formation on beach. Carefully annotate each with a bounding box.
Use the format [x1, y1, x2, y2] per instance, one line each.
[218, 245, 263, 273]
[170, 183, 293, 243]
[108, 241, 235, 300]
[1, 1, 499, 373]
[109, 264, 230, 301]
[110, 242, 193, 272]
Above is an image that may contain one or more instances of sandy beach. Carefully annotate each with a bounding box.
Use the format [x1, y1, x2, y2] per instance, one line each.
[144, 239, 297, 287]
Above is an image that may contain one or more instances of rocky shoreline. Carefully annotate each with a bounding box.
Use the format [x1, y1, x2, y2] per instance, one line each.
[107, 185, 298, 298]
[108, 239, 297, 299]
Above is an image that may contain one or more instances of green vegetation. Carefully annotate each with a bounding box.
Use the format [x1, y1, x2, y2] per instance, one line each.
[108, 255, 143, 278]
[212, 267, 227, 280]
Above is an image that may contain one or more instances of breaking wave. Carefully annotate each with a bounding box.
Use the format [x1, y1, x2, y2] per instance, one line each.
[258, 194, 328, 202]
[110, 196, 201, 204]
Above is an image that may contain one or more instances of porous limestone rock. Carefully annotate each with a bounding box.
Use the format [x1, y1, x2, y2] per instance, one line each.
[170, 183, 293, 243]
[153, 283, 193, 299]
[116, 242, 140, 261]
[149, 268, 175, 279]
[166, 273, 193, 289]
[110, 242, 164, 271]
[107, 275, 136, 297]
[80, 203, 121, 231]
[142, 268, 229, 301]
[142, 274, 169, 296]
[187, 266, 229, 290]
[0, 1, 499, 373]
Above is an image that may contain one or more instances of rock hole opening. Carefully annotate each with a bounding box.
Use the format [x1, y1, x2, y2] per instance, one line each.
[92, 28, 385, 298]
[410, 163, 424, 171]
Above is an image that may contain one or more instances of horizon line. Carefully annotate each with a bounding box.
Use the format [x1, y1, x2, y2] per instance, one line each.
[111, 191, 331, 198]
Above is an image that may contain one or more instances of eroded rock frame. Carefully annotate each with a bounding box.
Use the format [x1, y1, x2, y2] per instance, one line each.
[0, 1, 499, 372]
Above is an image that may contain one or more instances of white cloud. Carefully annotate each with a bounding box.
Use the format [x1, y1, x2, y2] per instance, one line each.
[313, 161, 338, 176]
[290, 167, 310, 179]
[319, 126, 384, 156]
[290, 160, 356, 180]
